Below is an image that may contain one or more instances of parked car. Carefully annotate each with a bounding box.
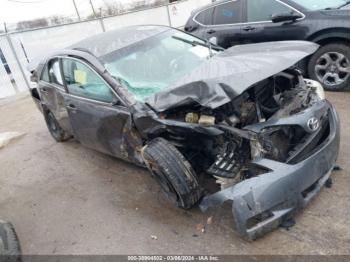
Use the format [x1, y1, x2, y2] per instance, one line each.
[185, 0, 350, 91]
[0, 220, 21, 261]
[28, 25, 340, 240]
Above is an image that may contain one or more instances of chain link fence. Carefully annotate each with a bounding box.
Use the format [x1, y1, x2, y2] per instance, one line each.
[0, 0, 212, 99]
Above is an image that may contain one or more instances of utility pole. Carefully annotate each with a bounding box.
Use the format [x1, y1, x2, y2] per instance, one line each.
[72, 0, 81, 21]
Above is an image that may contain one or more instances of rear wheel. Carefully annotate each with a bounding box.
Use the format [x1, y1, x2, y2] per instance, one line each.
[44, 110, 69, 142]
[142, 138, 203, 209]
[308, 43, 350, 91]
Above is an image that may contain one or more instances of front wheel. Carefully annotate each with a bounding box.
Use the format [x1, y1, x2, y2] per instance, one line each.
[308, 43, 350, 91]
[142, 138, 203, 209]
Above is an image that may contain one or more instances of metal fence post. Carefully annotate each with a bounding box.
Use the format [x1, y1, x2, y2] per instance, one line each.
[5, 33, 30, 91]
[0, 45, 20, 94]
[166, 1, 172, 27]
[100, 18, 106, 32]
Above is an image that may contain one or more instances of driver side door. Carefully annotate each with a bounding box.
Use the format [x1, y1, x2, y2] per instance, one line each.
[241, 0, 308, 44]
[61, 57, 132, 159]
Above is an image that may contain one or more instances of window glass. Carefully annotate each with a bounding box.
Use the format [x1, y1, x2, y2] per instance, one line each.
[62, 59, 115, 103]
[48, 59, 63, 85]
[195, 8, 214, 25]
[213, 0, 242, 25]
[40, 64, 50, 82]
[247, 0, 293, 22]
[290, 0, 348, 11]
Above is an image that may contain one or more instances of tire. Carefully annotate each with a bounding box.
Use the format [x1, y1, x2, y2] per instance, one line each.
[44, 110, 69, 142]
[308, 43, 350, 91]
[142, 138, 203, 209]
[0, 221, 21, 261]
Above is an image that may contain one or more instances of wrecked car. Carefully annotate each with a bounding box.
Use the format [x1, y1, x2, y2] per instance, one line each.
[28, 25, 340, 240]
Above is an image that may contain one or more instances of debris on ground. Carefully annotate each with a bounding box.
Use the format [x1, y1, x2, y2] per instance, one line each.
[207, 216, 213, 225]
[150, 235, 158, 240]
[196, 223, 205, 233]
[0, 132, 25, 149]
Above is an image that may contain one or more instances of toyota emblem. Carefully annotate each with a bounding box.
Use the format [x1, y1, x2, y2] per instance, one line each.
[307, 117, 319, 132]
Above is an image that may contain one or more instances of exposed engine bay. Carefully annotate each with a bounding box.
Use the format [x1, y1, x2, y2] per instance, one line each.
[159, 68, 327, 192]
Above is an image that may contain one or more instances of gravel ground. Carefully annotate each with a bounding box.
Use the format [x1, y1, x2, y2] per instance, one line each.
[0, 91, 349, 255]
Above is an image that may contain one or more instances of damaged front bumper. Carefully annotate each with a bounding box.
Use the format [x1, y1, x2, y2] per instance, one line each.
[200, 100, 340, 240]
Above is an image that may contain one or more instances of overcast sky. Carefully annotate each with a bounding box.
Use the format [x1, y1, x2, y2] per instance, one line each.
[0, 0, 137, 25]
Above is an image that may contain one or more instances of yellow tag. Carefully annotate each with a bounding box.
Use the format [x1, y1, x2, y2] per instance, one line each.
[74, 70, 87, 85]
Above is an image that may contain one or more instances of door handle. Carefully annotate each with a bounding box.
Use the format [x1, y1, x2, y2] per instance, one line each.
[40, 88, 48, 94]
[243, 26, 256, 32]
[207, 29, 216, 34]
[66, 104, 77, 111]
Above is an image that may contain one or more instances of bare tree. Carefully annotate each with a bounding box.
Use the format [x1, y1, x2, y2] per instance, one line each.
[16, 18, 49, 31]
[103, 2, 121, 16]
[49, 15, 74, 26]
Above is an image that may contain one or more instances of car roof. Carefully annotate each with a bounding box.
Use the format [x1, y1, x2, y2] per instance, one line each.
[69, 25, 172, 58]
[28, 25, 172, 73]
[190, 0, 307, 15]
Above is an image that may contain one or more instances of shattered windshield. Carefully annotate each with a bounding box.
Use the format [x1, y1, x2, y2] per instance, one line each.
[101, 30, 217, 102]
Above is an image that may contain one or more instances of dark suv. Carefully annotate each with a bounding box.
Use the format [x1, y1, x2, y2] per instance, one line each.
[185, 0, 350, 91]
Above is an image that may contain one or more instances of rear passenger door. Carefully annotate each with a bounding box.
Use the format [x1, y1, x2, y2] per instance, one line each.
[241, 0, 307, 43]
[38, 58, 72, 133]
[195, 0, 244, 48]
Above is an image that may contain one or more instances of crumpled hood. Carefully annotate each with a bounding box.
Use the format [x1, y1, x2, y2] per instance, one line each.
[146, 41, 319, 112]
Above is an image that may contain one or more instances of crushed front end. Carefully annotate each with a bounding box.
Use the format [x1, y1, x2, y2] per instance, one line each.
[140, 41, 340, 240]
[198, 71, 340, 240]
[147, 67, 340, 240]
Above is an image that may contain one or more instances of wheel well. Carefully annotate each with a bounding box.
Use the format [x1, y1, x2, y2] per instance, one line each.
[30, 88, 41, 101]
[316, 37, 350, 46]
[307, 28, 350, 46]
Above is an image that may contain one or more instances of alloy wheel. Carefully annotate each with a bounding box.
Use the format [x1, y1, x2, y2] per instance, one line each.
[315, 52, 350, 86]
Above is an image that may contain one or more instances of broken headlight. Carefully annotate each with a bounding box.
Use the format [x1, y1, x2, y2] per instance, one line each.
[305, 79, 325, 100]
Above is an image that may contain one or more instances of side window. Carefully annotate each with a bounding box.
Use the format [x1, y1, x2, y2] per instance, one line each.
[247, 0, 294, 23]
[48, 58, 63, 86]
[40, 64, 50, 82]
[213, 0, 242, 25]
[62, 59, 115, 103]
[195, 7, 214, 25]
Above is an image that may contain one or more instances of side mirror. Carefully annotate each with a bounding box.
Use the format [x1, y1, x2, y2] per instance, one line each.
[271, 13, 302, 23]
[209, 37, 218, 46]
[111, 98, 122, 107]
